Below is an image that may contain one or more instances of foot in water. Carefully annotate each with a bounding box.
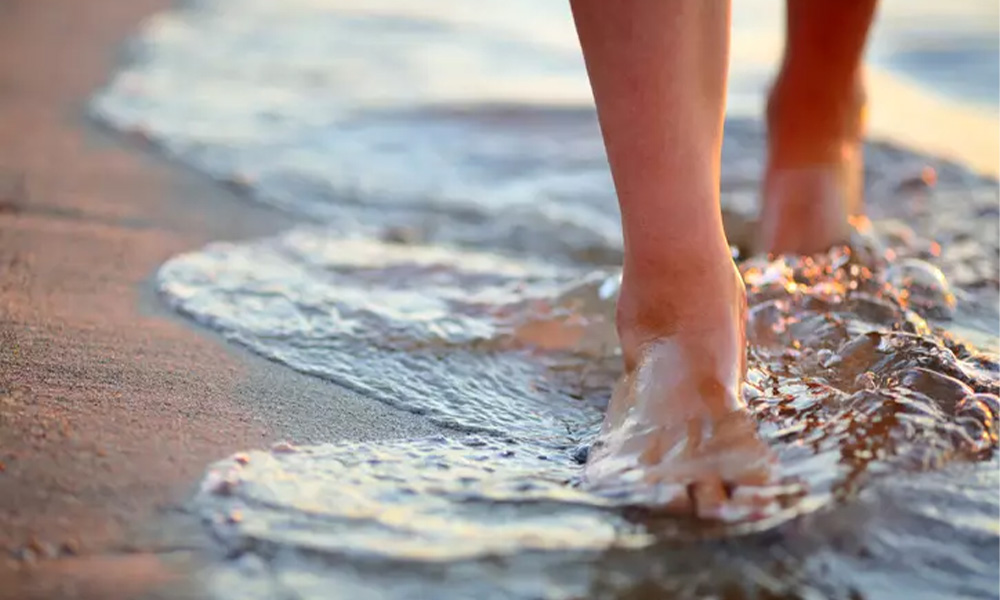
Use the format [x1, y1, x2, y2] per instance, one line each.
[585, 256, 775, 519]
[757, 1, 876, 256]
[758, 76, 867, 256]
[570, 0, 876, 518]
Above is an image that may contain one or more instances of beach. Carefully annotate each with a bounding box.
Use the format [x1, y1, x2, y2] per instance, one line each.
[1, 1, 998, 599]
[0, 2, 441, 598]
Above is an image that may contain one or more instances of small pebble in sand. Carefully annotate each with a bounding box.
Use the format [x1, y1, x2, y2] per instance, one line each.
[11, 546, 36, 565]
[26, 536, 56, 560]
[59, 539, 80, 557]
[233, 453, 251, 465]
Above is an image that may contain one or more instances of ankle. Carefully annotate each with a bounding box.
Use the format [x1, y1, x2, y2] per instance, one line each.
[616, 252, 744, 370]
[766, 70, 866, 166]
[759, 71, 866, 255]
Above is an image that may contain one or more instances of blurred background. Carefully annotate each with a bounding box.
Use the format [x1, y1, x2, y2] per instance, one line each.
[104, 0, 999, 176]
[94, 0, 999, 270]
[740, 0, 998, 175]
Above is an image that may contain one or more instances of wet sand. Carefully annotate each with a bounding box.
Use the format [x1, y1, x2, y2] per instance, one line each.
[0, 1, 440, 598]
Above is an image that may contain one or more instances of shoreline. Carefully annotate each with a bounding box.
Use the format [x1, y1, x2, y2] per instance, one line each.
[0, 2, 440, 599]
[865, 64, 1000, 179]
[0, 1, 995, 599]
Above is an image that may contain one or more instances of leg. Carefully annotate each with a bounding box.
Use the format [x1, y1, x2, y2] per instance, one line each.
[760, 0, 878, 255]
[571, 0, 770, 516]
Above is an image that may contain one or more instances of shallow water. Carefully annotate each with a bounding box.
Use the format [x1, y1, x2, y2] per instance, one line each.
[92, 0, 1000, 598]
[163, 163, 998, 598]
[175, 223, 999, 599]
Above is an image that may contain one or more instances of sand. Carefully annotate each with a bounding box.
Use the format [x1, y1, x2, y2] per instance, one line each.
[0, 1, 441, 598]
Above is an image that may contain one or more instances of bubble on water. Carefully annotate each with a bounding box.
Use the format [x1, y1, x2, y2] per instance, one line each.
[885, 258, 957, 319]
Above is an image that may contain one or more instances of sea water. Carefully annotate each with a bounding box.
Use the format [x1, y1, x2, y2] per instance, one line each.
[92, 1, 1000, 598]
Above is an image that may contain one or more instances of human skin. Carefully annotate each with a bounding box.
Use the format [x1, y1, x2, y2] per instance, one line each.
[569, 0, 874, 516]
[762, 0, 877, 255]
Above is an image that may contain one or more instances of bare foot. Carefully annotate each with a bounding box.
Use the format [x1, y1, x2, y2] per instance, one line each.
[587, 260, 774, 519]
[758, 76, 866, 256]
[759, 159, 860, 256]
